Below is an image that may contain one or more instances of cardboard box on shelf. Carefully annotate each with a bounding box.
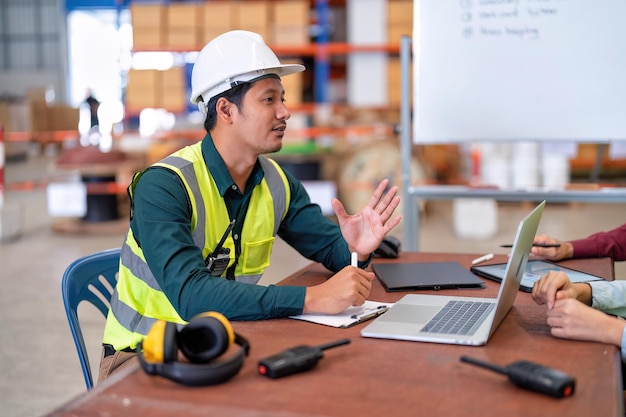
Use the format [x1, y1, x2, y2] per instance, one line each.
[236, 1, 270, 40]
[10, 102, 30, 132]
[160, 67, 187, 113]
[160, 67, 185, 89]
[130, 3, 165, 28]
[160, 88, 187, 114]
[281, 62, 304, 106]
[387, 0, 413, 26]
[165, 28, 200, 49]
[0, 102, 12, 132]
[272, 0, 309, 25]
[48, 105, 79, 132]
[131, 3, 165, 49]
[201, 1, 234, 25]
[237, 1, 270, 26]
[127, 69, 160, 89]
[200, 1, 234, 44]
[167, 2, 200, 29]
[387, 0, 412, 44]
[126, 67, 189, 114]
[272, 24, 309, 46]
[29, 101, 49, 132]
[387, 25, 412, 44]
[132, 26, 164, 50]
[125, 88, 160, 114]
[26, 88, 48, 103]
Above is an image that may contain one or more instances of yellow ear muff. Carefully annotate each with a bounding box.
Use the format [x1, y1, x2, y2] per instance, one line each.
[177, 311, 234, 364]
[202, 311, 235, 346]
[141, 320, 177, 363]
[137, 312, 250, 386]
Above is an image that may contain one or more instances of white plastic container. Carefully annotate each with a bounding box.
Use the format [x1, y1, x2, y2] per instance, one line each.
[452, 198, 498, 240]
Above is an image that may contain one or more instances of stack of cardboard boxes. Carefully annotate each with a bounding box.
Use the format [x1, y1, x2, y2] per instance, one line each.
[387, 0, 412, 107]
[0, 98, 30, 159]
[165, 2, 201, 49]
[126, 0, 309, 115]
[271, 0, 310, 46]
[0, 89, 79, 154]
[125, 68, 187, 114]
[130, 0, 310, 50]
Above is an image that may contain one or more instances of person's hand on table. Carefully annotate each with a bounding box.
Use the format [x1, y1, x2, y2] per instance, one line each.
[303, 266, 375, 315]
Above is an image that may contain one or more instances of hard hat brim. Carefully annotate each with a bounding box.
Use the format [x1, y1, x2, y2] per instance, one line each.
[191, 63, 305, 104]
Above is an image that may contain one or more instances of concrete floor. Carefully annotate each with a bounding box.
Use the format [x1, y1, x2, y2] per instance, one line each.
[1, 151, 625, 417]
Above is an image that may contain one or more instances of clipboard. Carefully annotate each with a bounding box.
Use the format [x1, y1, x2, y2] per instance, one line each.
[289, 300, 391, 328]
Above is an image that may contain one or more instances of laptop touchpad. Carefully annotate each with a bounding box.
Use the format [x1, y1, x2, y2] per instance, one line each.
[384, 303, 440, 325]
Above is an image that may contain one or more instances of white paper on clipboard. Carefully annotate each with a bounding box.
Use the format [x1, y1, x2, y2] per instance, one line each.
[289, 300, 391, 328]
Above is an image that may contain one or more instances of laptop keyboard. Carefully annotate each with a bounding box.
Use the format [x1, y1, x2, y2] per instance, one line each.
[421, 300, 495, 336]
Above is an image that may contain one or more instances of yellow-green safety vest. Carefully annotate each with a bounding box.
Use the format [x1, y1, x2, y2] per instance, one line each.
[103, 142, 290, 350]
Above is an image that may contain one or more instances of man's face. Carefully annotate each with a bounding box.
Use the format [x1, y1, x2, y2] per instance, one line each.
[232, 77, 291, 155]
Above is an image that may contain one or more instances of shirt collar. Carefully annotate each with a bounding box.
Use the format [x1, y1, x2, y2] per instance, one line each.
[201, 133, 265, 196]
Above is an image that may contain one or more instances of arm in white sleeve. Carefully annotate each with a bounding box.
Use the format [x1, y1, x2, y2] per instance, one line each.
[589, 280, 626, 317]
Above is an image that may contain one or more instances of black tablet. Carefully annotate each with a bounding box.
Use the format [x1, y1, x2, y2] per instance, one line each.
[471, 260, 605, 293]
[373, 261, 485, 292]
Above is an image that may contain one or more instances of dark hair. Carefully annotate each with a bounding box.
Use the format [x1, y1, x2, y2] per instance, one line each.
[202, 82, 253, 132]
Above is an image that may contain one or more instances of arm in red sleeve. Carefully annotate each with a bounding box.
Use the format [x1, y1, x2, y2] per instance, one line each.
[570, 223, 626, 261]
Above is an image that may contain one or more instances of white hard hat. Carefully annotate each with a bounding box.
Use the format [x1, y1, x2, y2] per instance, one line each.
[190, 30, 305, 107]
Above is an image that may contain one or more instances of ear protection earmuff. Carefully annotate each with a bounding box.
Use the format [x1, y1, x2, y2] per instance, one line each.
[137, 312, 250, 386]
[197, 99, 207, 115]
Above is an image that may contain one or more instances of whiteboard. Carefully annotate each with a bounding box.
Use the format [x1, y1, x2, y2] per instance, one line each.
[413, 0, 626, 144]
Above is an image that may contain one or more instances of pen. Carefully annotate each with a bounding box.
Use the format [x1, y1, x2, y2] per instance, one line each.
[351, 251, 358, 267]
[350, 305, 388, 321]
[471, 253, 494, 265]
[500, 243, 561, 248]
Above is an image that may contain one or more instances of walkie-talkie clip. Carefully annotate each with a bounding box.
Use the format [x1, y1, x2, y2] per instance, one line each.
[205, 220, 235, 277]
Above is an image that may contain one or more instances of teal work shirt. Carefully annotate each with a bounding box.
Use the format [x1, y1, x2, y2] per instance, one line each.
[129, 134, 359, 321]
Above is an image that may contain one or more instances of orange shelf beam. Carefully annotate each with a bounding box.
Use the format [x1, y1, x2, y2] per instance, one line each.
[133, 42, 401, 56]
[150, 124, 395, 141]
[4, 130, 80, 142]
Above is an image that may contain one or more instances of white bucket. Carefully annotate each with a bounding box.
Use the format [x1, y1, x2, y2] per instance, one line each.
[452, 198, 498, 240]
[512, 142, 540, 190]
[542, 153, 570, 189]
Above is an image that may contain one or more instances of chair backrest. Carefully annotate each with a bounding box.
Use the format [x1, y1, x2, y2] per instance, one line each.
[61, 248, 121, 390]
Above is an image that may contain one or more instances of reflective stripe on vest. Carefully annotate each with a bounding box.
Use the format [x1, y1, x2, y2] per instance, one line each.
[104, 144, 290, 349]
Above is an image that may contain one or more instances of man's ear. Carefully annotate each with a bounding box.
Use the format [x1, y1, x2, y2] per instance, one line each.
[216, 98, 232, 121]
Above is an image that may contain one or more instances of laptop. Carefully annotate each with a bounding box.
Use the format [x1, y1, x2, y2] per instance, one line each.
[361, 200, 545, 346]
[373, 261, 485, 292]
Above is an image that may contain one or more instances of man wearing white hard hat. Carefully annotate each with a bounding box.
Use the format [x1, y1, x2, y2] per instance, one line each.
[99, 31, 400, 381]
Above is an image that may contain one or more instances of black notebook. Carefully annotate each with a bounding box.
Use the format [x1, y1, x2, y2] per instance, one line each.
[372, 262, 485, 292]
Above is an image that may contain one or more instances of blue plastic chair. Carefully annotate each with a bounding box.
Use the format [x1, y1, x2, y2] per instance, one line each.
[61, 248, 121, 390]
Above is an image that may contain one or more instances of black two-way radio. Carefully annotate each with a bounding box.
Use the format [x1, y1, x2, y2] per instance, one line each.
[205, 219, 235, 276]
[258, 338, 351, 379]
[460, 356, 576, 398]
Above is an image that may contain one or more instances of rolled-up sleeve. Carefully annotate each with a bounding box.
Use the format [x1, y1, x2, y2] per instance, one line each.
[590, 280, 626, 317]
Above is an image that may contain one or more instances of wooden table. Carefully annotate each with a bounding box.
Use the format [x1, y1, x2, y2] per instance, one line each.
[45, 252, 623, 417]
